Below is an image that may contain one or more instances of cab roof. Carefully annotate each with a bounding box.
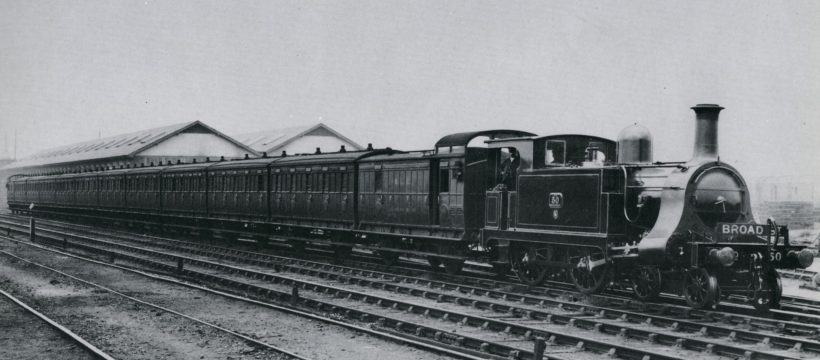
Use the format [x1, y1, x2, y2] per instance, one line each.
[434, 130, 536, 149]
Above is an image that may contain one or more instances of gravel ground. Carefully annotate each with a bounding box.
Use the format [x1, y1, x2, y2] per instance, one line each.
[0, 240, 454, 360]
[0, 289, 97, 360]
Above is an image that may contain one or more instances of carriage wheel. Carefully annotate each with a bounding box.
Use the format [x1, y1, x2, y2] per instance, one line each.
[332, 245, 352, 264]
[510, 245, 551, 286]
[568, 248, 610, 294]
[751, 268, 782, 312]
[443, 259, 465, 275]
[683, 267, 719, 309]
[631, 266, 663, 301]
[427, 257, 442, 271]
[492, 263, 511, 278]
[380, 251, 399, 267]
[288, 240, 306, 254]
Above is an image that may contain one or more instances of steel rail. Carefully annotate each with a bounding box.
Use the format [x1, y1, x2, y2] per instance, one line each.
[11, 214, 820, 337]
[3, 228, 678, 360]
[14, 228, 798, 360]
[69, 229, 819, 358]
[0, 236, 518, 360]
[0, 288, 117, 360]
[5, 213, 820, 341]
[0, 245, 312, 360]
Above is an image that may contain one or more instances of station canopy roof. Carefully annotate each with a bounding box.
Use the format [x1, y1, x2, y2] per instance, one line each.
[233, 123, 363, 154]
[2, 121, 256, 170]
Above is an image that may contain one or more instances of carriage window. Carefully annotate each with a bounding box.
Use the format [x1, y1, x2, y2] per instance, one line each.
[374, 170, 383, 193]
[546, 140, 566, 165]
[439, 168, 449, 193]
[257, 174, 264, 191]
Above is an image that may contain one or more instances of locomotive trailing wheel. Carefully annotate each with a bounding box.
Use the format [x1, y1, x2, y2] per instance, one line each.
[683, 267, 719, 309]
[510, 245, 552, 286]
[631, 266, 662, 301]
[751, 268, 782, 312]
[568, 248, 610, 295]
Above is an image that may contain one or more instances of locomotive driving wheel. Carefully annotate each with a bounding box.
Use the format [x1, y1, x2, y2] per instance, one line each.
[631, 266, 663, 301]
[568, 248, 610, 294]
[751, 268, 782, 312]
[683, 267, 719, 309]
[510, 245, 552, 286]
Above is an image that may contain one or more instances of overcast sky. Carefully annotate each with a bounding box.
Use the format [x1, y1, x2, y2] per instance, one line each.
[1, 1, 818, 180]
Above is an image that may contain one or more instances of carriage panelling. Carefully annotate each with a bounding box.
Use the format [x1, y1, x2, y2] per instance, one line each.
[98, 173, 126, 209]
[126, 172, 161, 212]
[162, 171, 207, 216]
[207, 166, 267, 219]
[75, 175, 100, 208]
[358, 157, 433, 227]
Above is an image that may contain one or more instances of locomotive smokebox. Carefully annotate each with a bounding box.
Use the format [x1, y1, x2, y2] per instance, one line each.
[691, 104, 724, 161]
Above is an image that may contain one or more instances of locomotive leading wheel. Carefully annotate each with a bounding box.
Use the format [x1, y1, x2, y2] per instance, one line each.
[751, 268, 782, 312]
[510, 245, 551, 286]
[683, 267, 719, 309]
[631, 266, 662, 301]
[568, 248, 610, 295]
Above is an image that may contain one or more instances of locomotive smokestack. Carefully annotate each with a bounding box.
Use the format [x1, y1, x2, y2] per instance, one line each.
[691, 104, 724, 161]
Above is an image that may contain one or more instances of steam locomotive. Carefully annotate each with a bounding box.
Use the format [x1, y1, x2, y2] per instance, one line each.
[8, 104, 814, 310]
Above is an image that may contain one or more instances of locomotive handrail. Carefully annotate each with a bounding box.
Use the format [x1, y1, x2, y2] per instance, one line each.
[767, 217, 779, 248]
[621, 166, 638, 223]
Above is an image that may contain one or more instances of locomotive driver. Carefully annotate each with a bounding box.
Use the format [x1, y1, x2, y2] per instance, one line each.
[499, 148, 520, 190]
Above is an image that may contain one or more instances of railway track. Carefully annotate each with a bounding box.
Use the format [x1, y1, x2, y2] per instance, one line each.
[0, 233, 507, 360]
[2, 215, 820, 359]
[0, 287, 115, 360]
[0, 247, 312, 360]
[8, 211, 820, 317]
[5, 212, 820, 321]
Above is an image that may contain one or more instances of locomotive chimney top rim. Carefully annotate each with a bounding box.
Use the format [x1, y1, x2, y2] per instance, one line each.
[691, 104, 724, 110]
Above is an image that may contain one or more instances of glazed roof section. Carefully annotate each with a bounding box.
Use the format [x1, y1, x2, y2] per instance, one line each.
[2, 121, 257, 170]
[232, 123, 363, 154]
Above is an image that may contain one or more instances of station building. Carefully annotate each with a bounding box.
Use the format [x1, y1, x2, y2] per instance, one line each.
[233, 123, 363, 156]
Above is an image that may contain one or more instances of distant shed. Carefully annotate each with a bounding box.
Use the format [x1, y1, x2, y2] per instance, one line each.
[233, 123, 363, 156]
[0, 121, 257, 177]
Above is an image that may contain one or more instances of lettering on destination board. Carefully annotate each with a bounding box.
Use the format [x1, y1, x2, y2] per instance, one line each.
[718, 223, 769, 236]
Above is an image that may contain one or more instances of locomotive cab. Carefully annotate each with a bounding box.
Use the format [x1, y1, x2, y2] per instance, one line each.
[482, 134, 625, 289]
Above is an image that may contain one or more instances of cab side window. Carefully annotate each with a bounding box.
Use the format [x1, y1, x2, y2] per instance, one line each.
[546, 140, 566, 166]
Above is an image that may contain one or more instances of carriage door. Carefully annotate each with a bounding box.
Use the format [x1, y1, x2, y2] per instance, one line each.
[434, 160, 461, 227]
[486, 148, 511, 229]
